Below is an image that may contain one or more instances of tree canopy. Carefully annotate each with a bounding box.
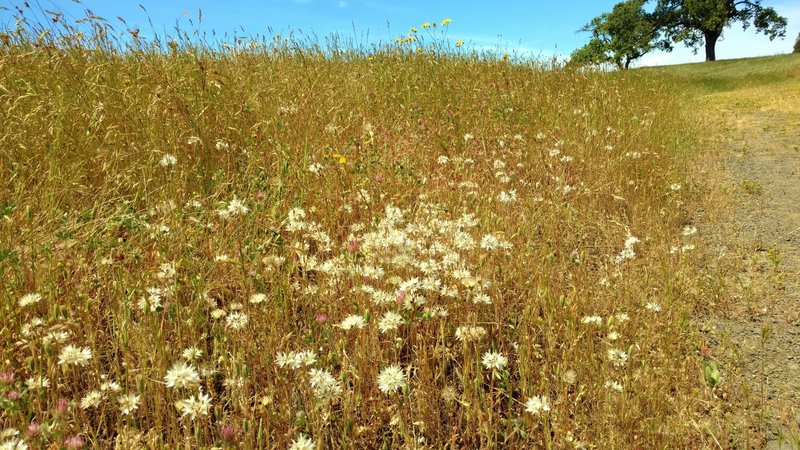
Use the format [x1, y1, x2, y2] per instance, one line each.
[570, 0, 657, 69]
[571, 0, 789, 67]
[655, 0, 788, 61]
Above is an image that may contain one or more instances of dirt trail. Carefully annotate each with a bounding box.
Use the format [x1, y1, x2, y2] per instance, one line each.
[703, 80, 800, 447]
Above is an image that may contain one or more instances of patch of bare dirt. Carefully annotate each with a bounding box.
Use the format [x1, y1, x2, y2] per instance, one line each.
[701, 84, 800, 448]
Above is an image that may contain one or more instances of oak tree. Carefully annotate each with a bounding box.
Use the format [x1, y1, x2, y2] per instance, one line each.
[571, 0, 657, 69]
[655, 0, 788, 61]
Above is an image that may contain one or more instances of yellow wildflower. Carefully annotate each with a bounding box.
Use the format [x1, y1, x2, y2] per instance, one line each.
[456, 40, 464, 47]
[441, 18, 452, 26]
[410, 28, 418, 33]
[421, 22, 431, 29]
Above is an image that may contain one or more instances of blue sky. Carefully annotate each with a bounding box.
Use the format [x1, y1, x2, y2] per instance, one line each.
[1, 0, 798, 66]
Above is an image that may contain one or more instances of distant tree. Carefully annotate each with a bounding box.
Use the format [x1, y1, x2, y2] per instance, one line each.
[794, 32, 800, 53]
[654, 0, 788, 61]
[571, 0, 657, 69]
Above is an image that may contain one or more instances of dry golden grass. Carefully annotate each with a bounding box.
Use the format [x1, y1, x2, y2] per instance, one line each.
[0, 5, 726, 449]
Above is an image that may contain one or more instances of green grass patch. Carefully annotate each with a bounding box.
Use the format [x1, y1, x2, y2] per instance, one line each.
[643, 53, 800, 94]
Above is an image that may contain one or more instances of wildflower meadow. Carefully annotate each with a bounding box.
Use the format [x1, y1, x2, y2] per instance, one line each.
[0, 5, 729, 449]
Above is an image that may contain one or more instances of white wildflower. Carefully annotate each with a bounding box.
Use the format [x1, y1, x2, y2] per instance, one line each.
[274, 352, 295, 369]
[18, 293, 42, 308]
[453, 231, 476, 251]
[480, 234, 500, 250]
[164, 361, 201, 389]
[472, 293, 492, 305]
[275, 350, 316, 370]
[58, 345, 92, 366]
[295, 350, 317, 367]
[81, 390, 104, 409]
[481, 351, 508, 371]
[225, 311, 249, 330]
[645, 302, 662, 313]
[607, 348, 629, 367]
[157, 262, 176, 280]
[118, 393, 141, 415]
[249, 293, 267, 305]
[581, 316, 603, 326]
[159, 154, 177, 167]
[137, 287, 163, 313]
[226, 197, 249, 216]
[25, 376, 50, 390]
[455, 326, 486, 342]
[100, 380, 121, 392]
[524, 395, 550, 414]
[377, 365, 406, 394]
[339, 314, 367, 331]
[181, 347, 203, 361]
[42, 331, 70, 346]
[308, 163, 324, 175]
[178, 391, 212, 420]
[496, 171, 512, 183]
[308, 368, 342, 402]
[615, 234, 640, 263]
[378, 311, 404, 333]
[0, 437, 27, 450]
[289, 434, 315, 450]
[497, 190, 517, 203]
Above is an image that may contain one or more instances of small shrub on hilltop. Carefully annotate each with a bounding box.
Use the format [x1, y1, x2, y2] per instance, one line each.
[0, 5, 723, 449]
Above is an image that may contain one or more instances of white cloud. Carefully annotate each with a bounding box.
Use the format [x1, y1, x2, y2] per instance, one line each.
[448, 34, 564, 61]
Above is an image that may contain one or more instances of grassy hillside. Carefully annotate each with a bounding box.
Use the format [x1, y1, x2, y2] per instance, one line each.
[0, 8, 727, 450]
[646, 53, 800, 136]
[643, 53, 800, 94]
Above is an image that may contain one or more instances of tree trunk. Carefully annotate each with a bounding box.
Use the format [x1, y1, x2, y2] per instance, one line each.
[704, 30, 720, 61]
